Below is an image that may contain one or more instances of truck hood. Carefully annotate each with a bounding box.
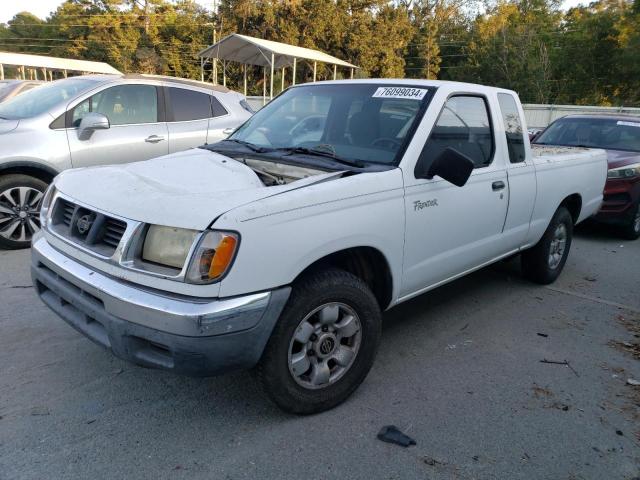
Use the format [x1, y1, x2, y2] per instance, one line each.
[0, 118, 19, 134]
[55, 149, 343, 230]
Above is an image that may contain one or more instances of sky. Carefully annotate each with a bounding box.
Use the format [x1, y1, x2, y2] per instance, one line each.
[0, 0, 589, 25]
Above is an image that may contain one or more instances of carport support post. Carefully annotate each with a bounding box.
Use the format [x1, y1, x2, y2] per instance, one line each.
[200, 57, 204, 82]
[333, 64, 337, 80]
[313, 61, 317, 82]
[0, 64, 4, 80]
[350, 68, 354, 79]
[63, 69, 67, 78]
[292, 57, 297, 85]
[281, 67, 285, 92]
[262, 67, 266, 105]
[243, 63, 247, 97]
[270, 52, 274, 100]
[223, 60, 226, 87]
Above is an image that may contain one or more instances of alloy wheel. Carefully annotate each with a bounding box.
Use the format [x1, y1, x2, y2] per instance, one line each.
[548, 223, 567, 269]
[288, 302, 362, 390]
[0, 186, 43, 243]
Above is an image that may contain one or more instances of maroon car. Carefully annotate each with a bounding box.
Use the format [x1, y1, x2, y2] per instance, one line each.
[533, 114, 640, 239]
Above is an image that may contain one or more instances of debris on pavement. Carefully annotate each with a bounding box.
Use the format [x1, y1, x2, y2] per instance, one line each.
[537, 333, 549, 338]
[626, 378, 640, 386]
[377, 425, 416, 447]
[30, 406, 50, 416]
[583, 276, 597, 282]
[540, 358, 580, 377]
[422, 456, 444, 466]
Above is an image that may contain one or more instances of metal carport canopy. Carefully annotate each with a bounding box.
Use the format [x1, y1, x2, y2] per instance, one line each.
[0, 51, 121, 80]
[198, 33, 358, 100]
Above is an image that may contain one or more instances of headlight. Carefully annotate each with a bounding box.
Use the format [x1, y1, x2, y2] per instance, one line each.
[185, 231, 239, 284]
[142, 225, 199, 269]
[608, 163, 640, 179]
[39, 184, 57, 228]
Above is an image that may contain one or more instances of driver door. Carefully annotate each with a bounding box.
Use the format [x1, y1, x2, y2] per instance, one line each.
[67, 84, 168, 168]
[400, 94, 509, 299]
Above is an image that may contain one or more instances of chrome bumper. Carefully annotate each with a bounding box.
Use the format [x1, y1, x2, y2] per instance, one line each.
[31, 233, 290, 376]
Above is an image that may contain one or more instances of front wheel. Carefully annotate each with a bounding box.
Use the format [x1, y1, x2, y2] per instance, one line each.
[258, 269, 382, 414]
[619, 200, 640, 240]
[0, 174, 47, 250]
[521, 206, 573, 285]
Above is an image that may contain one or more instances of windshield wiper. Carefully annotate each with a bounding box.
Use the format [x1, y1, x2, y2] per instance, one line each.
[220, 138, 272, 153]
[279, 147, 366, 168]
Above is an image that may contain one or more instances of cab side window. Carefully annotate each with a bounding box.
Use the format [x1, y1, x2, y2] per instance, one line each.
[419, 95, 494, 173]
[71, 85, 158, 127]
[497, 93, 526, 163]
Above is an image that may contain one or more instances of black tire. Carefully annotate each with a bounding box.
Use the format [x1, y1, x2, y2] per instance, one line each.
[0, 174, 48, 250]
[619, 200, 640, 240]
[258, 268, 382, 414]
[521, 206, 573, 285]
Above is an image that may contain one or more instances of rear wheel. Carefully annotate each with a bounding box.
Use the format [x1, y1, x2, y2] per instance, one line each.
[620, 200, 640, 240]
[521, 206, 573, 284]
[0, 174, 47, 250]
[258, 268, 382, 414]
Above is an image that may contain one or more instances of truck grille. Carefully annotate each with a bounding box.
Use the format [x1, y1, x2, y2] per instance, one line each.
[50, 198, 128, 257]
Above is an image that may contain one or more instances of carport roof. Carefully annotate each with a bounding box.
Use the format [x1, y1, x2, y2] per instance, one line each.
[198, 33, 358, 70]
[0, 51, 121, 74]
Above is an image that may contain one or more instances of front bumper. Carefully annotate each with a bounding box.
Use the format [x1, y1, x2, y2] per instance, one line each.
[594, 177, 640, 225]
[31, 234, 290, 376]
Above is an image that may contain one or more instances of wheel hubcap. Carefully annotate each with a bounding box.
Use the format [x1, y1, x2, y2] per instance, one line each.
[548, 223, 567, 269]
[288, 302, 362, 390]
[0, 186, 43, 243]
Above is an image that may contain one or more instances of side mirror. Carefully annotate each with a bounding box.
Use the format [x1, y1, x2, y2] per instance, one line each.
[78, 112, 110, 140]
[420, 147, 474, 187]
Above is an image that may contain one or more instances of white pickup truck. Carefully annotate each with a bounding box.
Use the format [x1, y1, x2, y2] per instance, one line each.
[31, 80, 607, 413]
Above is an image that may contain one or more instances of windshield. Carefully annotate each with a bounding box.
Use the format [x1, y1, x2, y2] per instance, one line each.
[534, 117, 640, 153]
[0, 78, 100, 120]
[229, 84, 432, 165]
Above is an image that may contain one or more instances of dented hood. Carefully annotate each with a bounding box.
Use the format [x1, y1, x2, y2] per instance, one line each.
[55, 149, 340, 230]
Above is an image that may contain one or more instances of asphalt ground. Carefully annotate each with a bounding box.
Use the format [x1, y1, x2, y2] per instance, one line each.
[1, 223, 639, 480]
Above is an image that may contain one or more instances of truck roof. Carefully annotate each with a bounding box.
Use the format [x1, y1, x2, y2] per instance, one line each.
[305, 78, 519, 96]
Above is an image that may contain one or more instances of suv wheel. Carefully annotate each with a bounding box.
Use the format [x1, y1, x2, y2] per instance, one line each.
[0, 174, 47, 249]
[521, 206, 573, 284]
[620, 200, 640, 240]
[258, 268, 382, 414]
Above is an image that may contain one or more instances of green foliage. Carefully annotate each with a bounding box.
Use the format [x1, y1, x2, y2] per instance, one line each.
[0, 0, 638, 105]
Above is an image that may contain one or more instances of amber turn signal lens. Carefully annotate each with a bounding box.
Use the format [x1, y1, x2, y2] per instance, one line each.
[209, 235, 237, 278]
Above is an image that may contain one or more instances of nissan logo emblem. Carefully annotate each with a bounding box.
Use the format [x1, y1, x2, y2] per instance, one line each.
[76, 214, 94, 235]
[319, 337, 335, 355]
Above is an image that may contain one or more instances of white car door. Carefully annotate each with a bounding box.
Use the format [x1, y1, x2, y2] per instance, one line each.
[67, 83, 168, 167]
[400, 94, 509, 300]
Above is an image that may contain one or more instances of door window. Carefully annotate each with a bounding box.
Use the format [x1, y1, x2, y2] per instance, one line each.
[497, 93, 526, 163]
[168, 87, 212, 121]
[419, 95, 494, 172]
[71, 84, 158, 126]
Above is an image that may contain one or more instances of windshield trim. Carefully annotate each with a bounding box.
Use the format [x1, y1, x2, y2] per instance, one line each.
[229, 83, 437, 168]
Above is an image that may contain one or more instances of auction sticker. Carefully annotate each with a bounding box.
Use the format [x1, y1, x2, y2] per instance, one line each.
[617, 121, 640, 128]
[372, 87, 428, 100]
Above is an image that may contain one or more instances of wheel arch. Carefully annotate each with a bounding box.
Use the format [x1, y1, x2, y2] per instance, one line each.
[0, 161, 59, 184]
[292, 246, 394, 311]
[559, 193, 582, 224]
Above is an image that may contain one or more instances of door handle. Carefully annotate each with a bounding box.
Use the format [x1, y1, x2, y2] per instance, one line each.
[222, 127, 236, 136]
[145, 135, 165, 144]
[492, 181, 506, 191]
